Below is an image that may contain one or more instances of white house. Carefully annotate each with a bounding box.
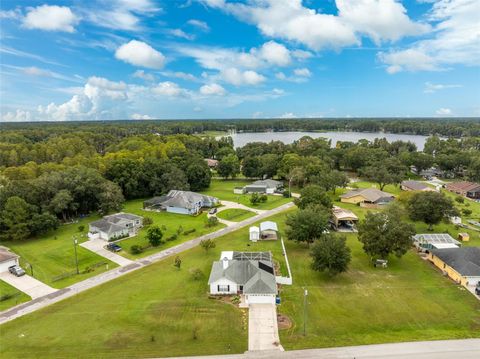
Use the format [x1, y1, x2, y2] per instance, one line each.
[0, 247, 19, 272]
[143, 190, 219, 215]
[249, 226, 260, 242]
[208, 251, 278, 306]
[89, 212, 143, 241]
[239, 179, 283, 194]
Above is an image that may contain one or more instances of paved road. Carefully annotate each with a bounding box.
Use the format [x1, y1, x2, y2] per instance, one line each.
[248, 304, 283, 352]
[0, 272, 56, 299]
[163, 339, 480, 359]
[0, 201, 295, 325]
[80, 238, 134, 266]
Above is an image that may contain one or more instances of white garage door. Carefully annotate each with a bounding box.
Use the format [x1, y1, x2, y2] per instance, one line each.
[0, 259, 18, 273]
[247, 294, 275, 304]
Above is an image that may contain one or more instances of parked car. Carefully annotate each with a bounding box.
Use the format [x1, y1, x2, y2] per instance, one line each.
[8, 265, 25, 277]
[106, 243, 122, 252]
[475, 283, 480, 296]
[208, 208, 217, 214]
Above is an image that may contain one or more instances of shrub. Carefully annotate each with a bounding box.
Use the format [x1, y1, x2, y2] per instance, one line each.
[206, 216, 219, 227]
[161, 225, 167, 231]
[0, 293, 14, 302]
[147, 226, 164, 247]
[78, 225, 85, 232]
[143, 216, 153, 226]
[183, 228, 196, 235]
[190, 268, 203, 280]
[455, 196, 465, 204]
[259, 194, 268, 203]
[462, 209, 472, 216]
[167, 234, 178, 241]
[130, 245, 143, 254]
[282, 190, 291, 198]
[200, 238, 216, 252]
[177, 225, 184, 234]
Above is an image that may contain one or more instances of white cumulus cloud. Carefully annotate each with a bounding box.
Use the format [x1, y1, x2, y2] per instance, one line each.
[221, 68, 266, 86]
[23, 5, 78, 32]
[200, 83, 226, 96]
[258, 41, 291, 66]
[436, 108, 453, 116]
[115, 40, 165, 69]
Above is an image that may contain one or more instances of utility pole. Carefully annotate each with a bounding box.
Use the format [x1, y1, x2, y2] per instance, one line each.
[303, 288, 308, 336]
[73, 236, 79, 275]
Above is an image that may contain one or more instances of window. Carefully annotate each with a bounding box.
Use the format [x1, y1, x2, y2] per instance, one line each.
[217, 285, 230, 292]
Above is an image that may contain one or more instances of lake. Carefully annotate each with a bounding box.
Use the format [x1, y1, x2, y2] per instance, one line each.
[223, 131, 431, 150]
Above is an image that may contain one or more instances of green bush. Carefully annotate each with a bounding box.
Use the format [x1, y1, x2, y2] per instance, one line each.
[462, 209, 472, 216]
[183, 228, 196, 235]
[206, 216, 219, 227]
[167, 234, 178, 241]
[143, 216, 153, 226]
[130, 245, 143, 254]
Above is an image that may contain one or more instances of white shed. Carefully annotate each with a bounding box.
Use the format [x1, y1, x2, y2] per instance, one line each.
[249, 226, 260, 242]
[0, 248, 19, 273]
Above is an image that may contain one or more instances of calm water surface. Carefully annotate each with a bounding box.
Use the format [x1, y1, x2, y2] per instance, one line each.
[223, 131, 431, 150]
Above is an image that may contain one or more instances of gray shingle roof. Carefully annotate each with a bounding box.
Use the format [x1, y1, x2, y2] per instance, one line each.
[89, 219, 125, 235]
[208, 252, 277, 295]
[340, 188, 394, 203]
[144, 190, 218, 210]
[431, 247, 480, 277]
[401, 180, 430, 191]
[414, 233, 461, 246]
[250, 179, 282, 188]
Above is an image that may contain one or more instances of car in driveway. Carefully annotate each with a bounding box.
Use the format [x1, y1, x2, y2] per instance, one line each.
[8, 265, 26, 277]
[106, 243, 122, 252]
[475, 283, 480, 296]
[209, 208, 217, 214]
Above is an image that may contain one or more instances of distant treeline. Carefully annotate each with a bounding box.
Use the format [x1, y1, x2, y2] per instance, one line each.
[1, 118, 480, 140]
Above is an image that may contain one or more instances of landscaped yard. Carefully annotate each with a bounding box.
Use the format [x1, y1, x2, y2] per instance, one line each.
[201, 179, 292, 210]
[117, 199, 226, 259]
[216, 208, 256, 222]
[2, 201, 480, 358]
[1, 215, 118, 289]
[0, 280, 31, 311]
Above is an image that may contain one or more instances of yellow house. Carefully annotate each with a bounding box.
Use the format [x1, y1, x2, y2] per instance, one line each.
[340, 188, 395, 205]
[428, 247, 480, 287]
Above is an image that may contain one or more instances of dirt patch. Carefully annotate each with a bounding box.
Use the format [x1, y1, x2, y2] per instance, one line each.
[277, 313, 292, 330]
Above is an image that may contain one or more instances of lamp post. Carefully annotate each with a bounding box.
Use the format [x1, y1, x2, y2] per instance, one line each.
[73, 236, 79, 275]
[303, 288, 308, 336]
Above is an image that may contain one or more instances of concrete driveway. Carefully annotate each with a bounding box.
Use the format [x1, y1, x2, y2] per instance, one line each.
[0, 272, 56, 299]
[248, 304, 283, 352]
[80, 239, 133, 266]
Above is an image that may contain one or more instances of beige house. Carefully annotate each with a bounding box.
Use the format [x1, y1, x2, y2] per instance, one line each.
[340, 188, 394, 207]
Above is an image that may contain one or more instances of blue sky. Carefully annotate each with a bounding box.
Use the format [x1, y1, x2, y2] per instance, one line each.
[0, 0, 479, 121]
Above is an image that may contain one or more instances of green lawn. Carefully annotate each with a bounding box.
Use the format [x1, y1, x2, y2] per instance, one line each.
[117, 199, 226, 259]
[0, 215, 118, 289]
[201, 179, 292, 210]
[2, 185, 480, 358]
[0, 281, 31, 311]
[216, 208, 256, 222]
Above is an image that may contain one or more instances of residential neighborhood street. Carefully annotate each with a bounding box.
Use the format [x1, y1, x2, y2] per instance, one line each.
[0, 201, 295, 325]
[165, 339, 480, 359]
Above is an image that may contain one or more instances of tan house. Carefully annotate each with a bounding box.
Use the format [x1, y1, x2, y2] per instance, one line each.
[340, 188, 394, 207]
[428, 247, 480, 287]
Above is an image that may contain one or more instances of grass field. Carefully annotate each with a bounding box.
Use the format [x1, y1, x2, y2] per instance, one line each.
[0, 281, 31, 311]
[117, 199, 226, 259]
[1, 215, 118, 289]
[201, 179, 292, 210]
[216, 208, 256, 222]
[2, 203, 480, 358]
